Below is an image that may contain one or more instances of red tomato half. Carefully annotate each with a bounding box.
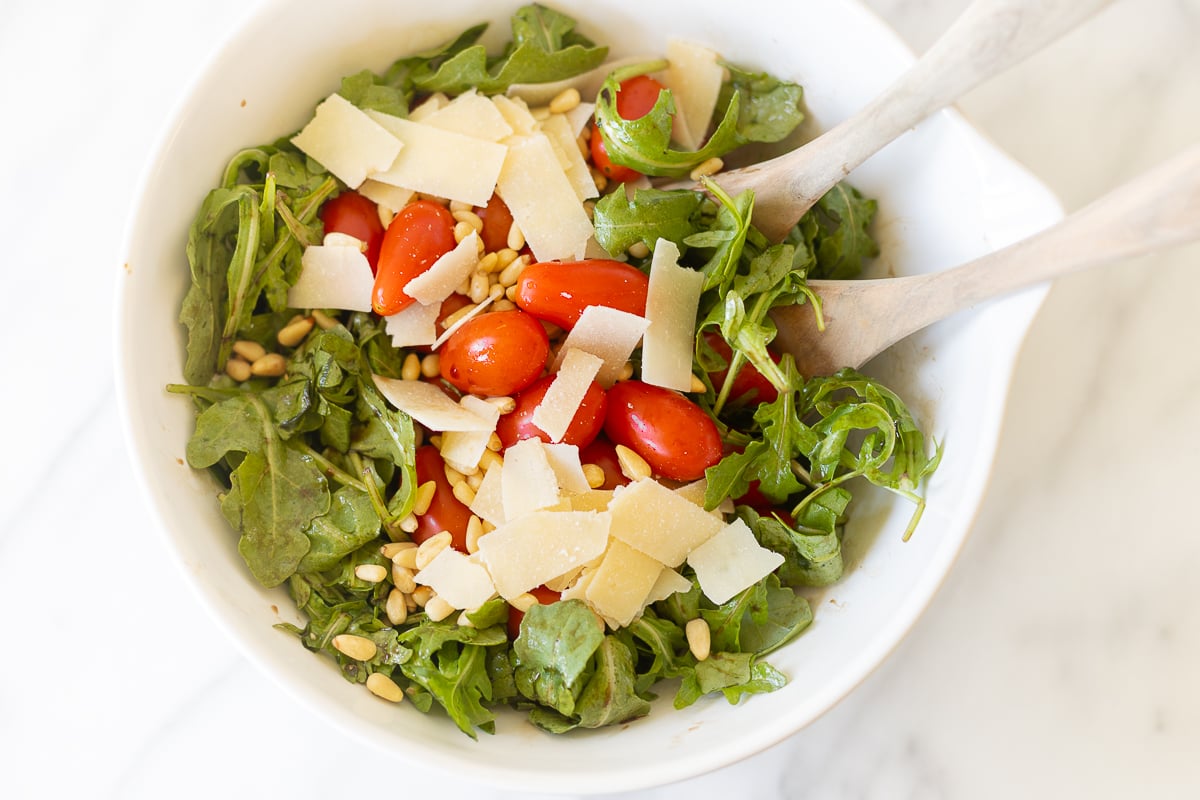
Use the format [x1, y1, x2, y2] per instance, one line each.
[475, 193, 514, 253]
[507, 585, 562, 640]
[439, 310, 549, 397]
[496, 374, 607, 449]
[514, 259, 649, 330]
[590, 74, 666, 183]
[604, 381, 724, 481]
[321, 191, 384, 272]
[411, 445, 471, 551]
[703, 332, 780, 406]
[372, 200, 456, 316]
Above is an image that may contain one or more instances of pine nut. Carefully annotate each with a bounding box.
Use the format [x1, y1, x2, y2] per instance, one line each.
[469, 271, 491, 304]
[428, 433, 443, 449]
[449, 199, 473, 213]
[628, 241, 651, 259]
[617, 361, 634, 382]
[486, 395, 516, 415]
[392, 547, 419, 571]
[486, 432, 503, 452]
[488, 282, 505, 301]
[420, 353, 440, 378]
[479, 448, 504, 473]
[276, 316, 314, 347]
[456, 610, 475, 628]
[506, 221, 526, 251]
[377, 205, 395, 229]
[509, 592, 540, 613]
[582, 463, 606, 489]
[392, 564, 417, 593]
[250, 353, 287, 377]
[413, 481, 437, 516]
[686, 618, 711, 661]
[504, 285, 520, 302]
[225, 357, 252, 382]
[386, 588, 409, 626]
[232, 340, 267, 362]
[401, 352, 422, 381]
[398, 514, 419, 533]
[311, 309, 340, 330]
[591, 167, 608, 192]
[454, 221, 476, 243]
[689, 157, 724, 182]
[380, 541, 416, 560]
[495, 248, 520, 269]
[477, 251, 500, 273]
[690, 374, 708, 393]
[548, 87, 581, 114]
[444, 463, 466, 486]
[615, 444, 652, 481]
[465, 514, 485, 554]
[355, 564, 388, 583]
[425, 595, 456, 621]
[440, 303, 477, 329]
[415, 531, 453, 570]
[366, 671, 405, 702]
[452, 480, 476, 507]
[411, 585, 433, 607]
[332, 634, 377, 661]
[466, 471, 483, 490]
[452, 209, 484, 232]
[493, 298, 516, 312]
[530, 105, 551, 121]
[576, 132, 591, 160]
[498, 254, 529, 287]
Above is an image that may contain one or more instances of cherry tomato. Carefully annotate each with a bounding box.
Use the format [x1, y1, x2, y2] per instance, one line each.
[475, 193, 515, 253]
[514, 259, 649, 330]
[321, 191, 385, 272]
[439, 310, 549, 397]
[496, 374, 607, 449]
[411, 445, 471, 551]
[703, 332, 780, 406]
[372, 200, 456, 316]
[507, 585, 562, 639]
[579, 436, 629, 490]
[604, 380, 724, 481]
[589, 74, 666, 183]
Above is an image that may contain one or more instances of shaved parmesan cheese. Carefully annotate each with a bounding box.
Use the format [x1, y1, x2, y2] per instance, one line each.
[563, 101, 595, 138]
[662, 40, 724, 151]
[288, 244, 374, 312]
[491, 94, 539, 135]
[558, 564, 596, 602]
[689, 518, 784, 605]
[323, 232, 366, 250]
[673, 477, 734, 516]
[539, 114, 599, 202]
[364, 111, 507, 207]
[477, 510, 611, 599]
[408, 92, 449, 121]
[643, 567, 693, 608]
[501, 438, 562, 519]
[439, 396, 501, 474]
[497, 134, 593, 262]
[384, 300, 440, 348]
[532, 349, 603, 442]
[641, 238, 704, 391]
[506, 55, 658, 105]
[585, 539, 664, 628]
[552, 306, 647, 387]
[414, 547, 496, 610]
[357, 179, 414, 214]
[402, 231, 480, 305]
[421, 90, 514, 142]
[607, 478, 724, 567]
[541, 443, 591, 495]
[291, 94, 403, 189]
[468, 463, 506, 527]
[371, 376, 495, 431]
[568, 489, 614, 512]
[432, 295, 494, 349]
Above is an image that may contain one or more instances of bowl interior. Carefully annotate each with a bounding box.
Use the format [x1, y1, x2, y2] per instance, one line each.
[116, 0, 1062, 792]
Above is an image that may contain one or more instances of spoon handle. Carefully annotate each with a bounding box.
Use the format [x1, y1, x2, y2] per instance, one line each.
[725, 0, 1113, 239]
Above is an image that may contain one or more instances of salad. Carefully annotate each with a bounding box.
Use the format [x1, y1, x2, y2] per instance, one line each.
[168, 4, 939, 737]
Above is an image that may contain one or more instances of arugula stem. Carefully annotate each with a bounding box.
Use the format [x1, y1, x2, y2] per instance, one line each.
[349, 451, 400, 530]
[298, 442, 367, 492]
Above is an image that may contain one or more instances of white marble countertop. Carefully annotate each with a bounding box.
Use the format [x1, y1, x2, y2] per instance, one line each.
[2, 0, 1198, 797]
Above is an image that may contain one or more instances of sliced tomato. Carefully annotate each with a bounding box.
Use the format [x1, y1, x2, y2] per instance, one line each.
[372, 200, 456, 316]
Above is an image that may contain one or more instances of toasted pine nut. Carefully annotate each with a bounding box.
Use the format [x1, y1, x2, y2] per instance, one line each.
[311, 309, 340, 330]
[582, 463, 606, 489]
[444, 463, 467, 487]
[428, 434, 443, 449]
[454, 221, 476, 243]
[385, 588, 409, 626]
[469, 271, 491, 304]
[591, 167, 608, 192]
[250, 353, 287, 377]
[617, 361, 635, 382]
[380, 541, 417, 560]
[689, 157, 724, 182]
[479, 450, 504, 475]
[452, 209, 484, 232]
[392, 564, 417, 593]
[628, 241, 651, 259]
[495, 248, 520, 269]
[452, 480, 477, 507]
[509, 592, 540, 613]
[277, 315, 314, 347]
[440, 303, 477, 329]
[686, 618, 711, 661]
[425, 595, 456, 621]
[398, 514, 419, 533]
[486, 432, 503, 453]
[493, 298, 517, 312]
[411, 585, 433, 607]
[420, 353, 440, 378]
[498, 255, 528, 287]
[530, 105, 552, 121]
[548, 87, 581, 115]
[392, 547, 419, 571]
[466, 471, 484, 490]
[488, 282, 505, 301]
[225, 358, 252, 382]
[506, 221, 526, 251]
[355, 564, 388, 583]
[456, 610, 476, 628]
[332, 634, 377, 661]
[465, 514, 485, 554]
[401, 353, 422, 382]
[449, 199, 473, 213]
[413, 480, 437, 516]
[366, 671, 405, 702]
[504, 284, 520, 302]
[615, 444, 652, 481]
[689, 374, 708, 393]
[477, 251, 500, 273]
[415, 531, 453, 570]
[232, 340, 267, 362]
[377, 205, 394, 229]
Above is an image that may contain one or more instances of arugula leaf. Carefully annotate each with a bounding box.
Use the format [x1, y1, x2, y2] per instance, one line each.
[674, 652, 785, 709]
[297, 486, 380, 573]
[572, 636, 652, 729]
[796, 183, 879, 280]
[715, 62, 806, 144]
[591, 187, 704, 256]
[339, 69, 409, 118]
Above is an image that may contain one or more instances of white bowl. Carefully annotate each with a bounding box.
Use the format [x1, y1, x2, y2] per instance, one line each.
[116, 0, 1062, 792]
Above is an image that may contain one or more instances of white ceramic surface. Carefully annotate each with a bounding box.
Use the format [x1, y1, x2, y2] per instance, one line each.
[113, 0, 1063, 792]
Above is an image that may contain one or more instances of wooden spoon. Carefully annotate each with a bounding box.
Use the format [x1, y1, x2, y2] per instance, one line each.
[711, 0, 1114, 241]
[771, 143, 1200, 377]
